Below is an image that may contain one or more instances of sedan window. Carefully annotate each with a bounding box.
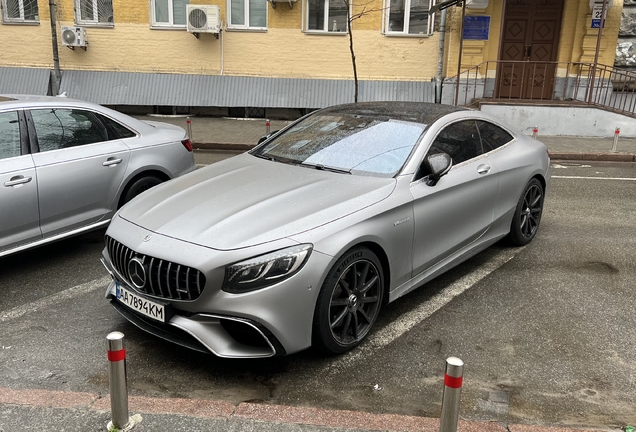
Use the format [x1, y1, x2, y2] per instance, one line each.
[30, 109, 109, 152]
[96, 114, 137, 139]
[253, 113, 426, 177]
[477, 120, 514, 152]
[428, 120, 482, 165]
[0, 111, 21, 160]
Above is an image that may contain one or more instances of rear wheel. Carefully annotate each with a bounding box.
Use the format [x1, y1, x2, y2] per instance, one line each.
[508, 178, 544, 246]
[312, 247, 384, 354]
[120, 175, 163, 207]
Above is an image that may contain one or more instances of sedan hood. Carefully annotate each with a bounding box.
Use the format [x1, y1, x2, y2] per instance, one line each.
[119, 153, 395, 250]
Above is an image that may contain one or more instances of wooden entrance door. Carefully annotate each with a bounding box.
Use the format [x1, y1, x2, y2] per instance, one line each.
[497, 0, 565, 99]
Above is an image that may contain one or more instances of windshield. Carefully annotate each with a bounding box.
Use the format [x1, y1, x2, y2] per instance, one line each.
[251, 113, 427, 177]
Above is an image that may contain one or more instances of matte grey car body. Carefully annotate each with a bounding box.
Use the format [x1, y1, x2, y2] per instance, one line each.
[0, 95, 196, 258]
[102, 102, 551, 358]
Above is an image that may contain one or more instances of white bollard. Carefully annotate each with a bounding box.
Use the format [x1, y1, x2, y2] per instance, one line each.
[532, 126, 539, 139]
[439, 357, 464, 432]
[266, 118, 271, 134]
[612, 127, 620, 152]
[107, 332, 130, 431]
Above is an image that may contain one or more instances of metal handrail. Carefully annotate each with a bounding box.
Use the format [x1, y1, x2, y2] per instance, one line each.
[446, 60, 636, 118]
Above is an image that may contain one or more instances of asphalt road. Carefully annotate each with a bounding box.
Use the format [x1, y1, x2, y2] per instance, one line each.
[1, 157, 635, 429]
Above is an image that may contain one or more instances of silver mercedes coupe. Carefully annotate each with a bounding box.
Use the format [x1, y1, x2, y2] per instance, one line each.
[102, 102, 551, 358]
[0, 95, 196, 258]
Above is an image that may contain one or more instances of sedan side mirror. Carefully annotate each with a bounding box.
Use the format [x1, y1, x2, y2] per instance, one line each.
[258, 130, 280, 145]
[423, 152, 452, 186]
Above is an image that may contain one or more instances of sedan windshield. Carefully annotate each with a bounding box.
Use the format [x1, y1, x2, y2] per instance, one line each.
[251, 113, 427, 177]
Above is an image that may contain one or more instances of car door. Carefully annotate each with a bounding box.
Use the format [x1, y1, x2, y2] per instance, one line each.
[0, 109, 42, 252]
[27, 107, 131, 237]
[410, 119, 499, 277]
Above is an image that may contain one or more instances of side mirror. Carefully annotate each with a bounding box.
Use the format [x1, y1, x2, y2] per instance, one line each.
[258, 130, 280, 145]
[423, 152, 452, 186]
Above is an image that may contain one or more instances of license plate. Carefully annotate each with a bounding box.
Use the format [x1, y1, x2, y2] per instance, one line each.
[115, 283, 169, 323]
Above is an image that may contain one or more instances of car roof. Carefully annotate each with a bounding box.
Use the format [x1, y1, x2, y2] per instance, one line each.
[318, 102, 470, 125]
[0, 94, 100, 110]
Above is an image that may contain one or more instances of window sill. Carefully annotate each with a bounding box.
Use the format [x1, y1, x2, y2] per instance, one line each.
[1, 20, 40, 25]
[303, 30, 348, 35]
[225, 27, 267, 32]
[383, 32, 432, 37]
[75, 22, 115, 28]
[150, 25, 187, 30]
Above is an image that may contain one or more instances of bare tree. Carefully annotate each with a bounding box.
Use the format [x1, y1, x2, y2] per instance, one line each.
[342, 0, 385, 103]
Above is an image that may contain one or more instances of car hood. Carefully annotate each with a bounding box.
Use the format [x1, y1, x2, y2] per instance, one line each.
[118, 153, 396, 250]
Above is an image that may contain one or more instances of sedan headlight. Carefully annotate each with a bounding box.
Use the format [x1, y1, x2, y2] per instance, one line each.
[223, 244, 313, 293]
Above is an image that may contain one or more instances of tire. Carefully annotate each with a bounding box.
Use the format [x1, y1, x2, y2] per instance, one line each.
[508, 178, 544, 246]
[312, 247, 385, 355]
[120, 175, 163, 207]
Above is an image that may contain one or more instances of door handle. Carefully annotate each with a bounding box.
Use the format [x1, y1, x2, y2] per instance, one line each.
[103, 158, 123, 167]
[524, 45, 532, 59]
[477, 164, 491, 175]
[4, 175, 32, 187]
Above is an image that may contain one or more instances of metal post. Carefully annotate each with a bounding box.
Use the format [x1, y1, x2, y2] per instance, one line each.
[186, 117, 193, 141]
[532, 126, 539, 139]
[107, 332, 130, 431]
[454, 0, 467, 106]
[439, 357, 464, 432]
[589, 0, 609, 104]
[266, 119, 271, 134]
[49, 0, 61, 95]
[612, 127, 620, 152]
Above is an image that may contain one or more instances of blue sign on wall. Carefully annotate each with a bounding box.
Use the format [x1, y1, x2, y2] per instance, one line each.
[463, 16, 490, 40]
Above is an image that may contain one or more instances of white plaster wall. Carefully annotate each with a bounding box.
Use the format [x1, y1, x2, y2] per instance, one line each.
[480, 105, 636, 137]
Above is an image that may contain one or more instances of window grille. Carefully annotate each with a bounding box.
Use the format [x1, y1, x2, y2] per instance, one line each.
[2, 0, 39, 22]
[75, 0, 114, 25]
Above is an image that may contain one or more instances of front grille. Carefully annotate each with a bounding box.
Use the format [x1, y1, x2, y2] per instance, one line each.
[106, 235, 206, 301]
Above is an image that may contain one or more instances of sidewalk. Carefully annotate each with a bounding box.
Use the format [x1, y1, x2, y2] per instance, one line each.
[136, 115, 636, 162]
[0, 386, 609, 432]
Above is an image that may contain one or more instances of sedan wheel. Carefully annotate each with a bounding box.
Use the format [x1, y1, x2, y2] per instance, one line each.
[508, 178, 544, 246]
[120, 175, 163, 207]
[313, 248, 384, 354]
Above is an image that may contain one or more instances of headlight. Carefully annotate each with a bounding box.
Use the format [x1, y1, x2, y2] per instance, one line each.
[222, 244, 313, 293]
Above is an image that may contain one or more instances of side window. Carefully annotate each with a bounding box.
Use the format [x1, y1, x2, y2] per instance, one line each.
[96, 114, 136, 139]
[30, 109, 109, 152]
[477, 121, 514, 153]
[428, 120, 482, 165]
[0, 111, 22, 160]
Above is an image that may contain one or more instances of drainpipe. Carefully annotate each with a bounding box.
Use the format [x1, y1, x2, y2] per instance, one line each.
[49, 0, 61, 95]
[435, 8, 447, 103]
[454, 0, 467, 106]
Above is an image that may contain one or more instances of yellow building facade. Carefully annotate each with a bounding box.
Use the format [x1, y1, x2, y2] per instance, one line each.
[0, 0, 624, 109]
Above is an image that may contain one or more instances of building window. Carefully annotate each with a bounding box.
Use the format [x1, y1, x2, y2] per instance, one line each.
[74, 0, 114, 25]
[1, 0, 39, 23]
[152, 0, 189, 27]
[384, 0, 432, 35]
[227, 0, 267, 30]
[306, 0, 348, 33]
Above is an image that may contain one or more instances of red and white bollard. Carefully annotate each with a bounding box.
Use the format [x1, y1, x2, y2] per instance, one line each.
[532, 126, 539, 139]
[107, 332, 131, 431]
[612, 127, 620, 152]
[266, 119, 271, 134]
[439, 357, 464, 432]
[186, 117, 193, 141]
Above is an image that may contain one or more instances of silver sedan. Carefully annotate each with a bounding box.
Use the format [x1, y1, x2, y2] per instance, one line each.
[101, 102, 550, 358]
[0, 95, 196, 258]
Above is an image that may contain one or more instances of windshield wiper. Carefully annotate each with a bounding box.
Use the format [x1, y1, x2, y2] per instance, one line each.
[253, 153, 279, 162]
[297, 162, 351, 174]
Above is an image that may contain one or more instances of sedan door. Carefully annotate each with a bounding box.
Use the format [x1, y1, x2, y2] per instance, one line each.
[0, 110, 41, 253]
[28, 108, 131, 237]
[410, 119, 499, 277]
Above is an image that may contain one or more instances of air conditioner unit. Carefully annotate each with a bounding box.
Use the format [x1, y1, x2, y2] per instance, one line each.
[186, 5, 221, 36]
[61, 26, 87, 49]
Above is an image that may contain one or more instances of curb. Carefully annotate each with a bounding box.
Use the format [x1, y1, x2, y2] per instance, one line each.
[548, 151, 636, 162]
[0, 387, 607, 432]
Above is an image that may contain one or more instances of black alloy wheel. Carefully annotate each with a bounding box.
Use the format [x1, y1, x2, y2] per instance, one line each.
[508, 178, 544, 246]
[313, 247, 384, 354]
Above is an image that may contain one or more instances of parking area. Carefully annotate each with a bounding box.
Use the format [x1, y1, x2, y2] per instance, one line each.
[1, 159, 635, 430]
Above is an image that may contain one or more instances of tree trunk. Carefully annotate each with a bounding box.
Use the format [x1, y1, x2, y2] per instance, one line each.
[348, 16, 358, 103]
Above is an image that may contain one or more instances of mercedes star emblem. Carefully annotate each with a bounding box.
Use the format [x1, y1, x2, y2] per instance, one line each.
[127, 257, 147, 289]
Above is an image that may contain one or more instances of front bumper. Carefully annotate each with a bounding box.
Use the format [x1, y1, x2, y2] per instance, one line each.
[102, 216, 332, 358]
